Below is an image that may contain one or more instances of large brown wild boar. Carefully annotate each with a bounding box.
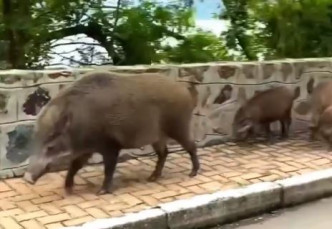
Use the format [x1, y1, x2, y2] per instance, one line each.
[232, 86, 296, 141]
[23, 71, 200, 195]
[309, 81, 332, 144]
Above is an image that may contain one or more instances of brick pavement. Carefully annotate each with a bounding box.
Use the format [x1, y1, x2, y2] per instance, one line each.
[0, 132, 332, 229]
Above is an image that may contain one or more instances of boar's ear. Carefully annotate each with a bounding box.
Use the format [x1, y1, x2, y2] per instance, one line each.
[55, 112, 72, 134]
[323, 127, 332, 137]
[237, 124, 251, 133]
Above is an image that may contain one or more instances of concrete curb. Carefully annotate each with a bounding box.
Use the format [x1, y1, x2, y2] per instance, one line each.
[62, 168, 332, 229]
[277, 168, 332, 207]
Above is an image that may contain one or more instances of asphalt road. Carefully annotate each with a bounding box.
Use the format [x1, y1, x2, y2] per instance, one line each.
[212, 197, 332, 229]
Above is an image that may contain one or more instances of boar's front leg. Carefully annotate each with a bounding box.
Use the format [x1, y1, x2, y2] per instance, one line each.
[280, 109, 292, 139]
[309, 125, 318, 141]
[264, 123, 273, 143]
[280, 120, 287, 138]
[309, 112, 320, 140]
[97, 146, 120, 195]
[65, 153, 92, 195]
[248, 126, 256, 139]
[280, 117, 291, 139]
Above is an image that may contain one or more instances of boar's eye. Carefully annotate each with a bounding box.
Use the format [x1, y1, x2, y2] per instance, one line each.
[46, 144, 59, 154]
[240, 118, 250, 125]
[46, 132, 58, 142]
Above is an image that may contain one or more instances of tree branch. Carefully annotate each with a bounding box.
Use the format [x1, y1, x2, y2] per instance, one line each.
[222, 0, 257, 60]
[44, 21, 124, 64]
[51, 42, 102, 48]
[109, 0, 122, 48]
[50, 52, 89, 65]
[45, 16, 186, 65]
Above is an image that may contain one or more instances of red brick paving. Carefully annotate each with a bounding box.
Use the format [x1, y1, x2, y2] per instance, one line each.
[0, 133, 331, 228]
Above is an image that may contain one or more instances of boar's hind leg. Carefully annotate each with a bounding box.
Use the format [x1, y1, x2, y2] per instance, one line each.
[65, 153, 91, 195]
[170, 130, 200, 177]
[280, 109, 292, 138]
[309, 125, 318, 141]
[182, 139, 200, 177]
[264, 123, 273, 143]
[148, 141, 168, 182]
[280, 118, 291, 138]
[97, 146, 120, 195]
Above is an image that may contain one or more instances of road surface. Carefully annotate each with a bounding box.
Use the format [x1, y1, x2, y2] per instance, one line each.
[212, 197, 332, 229]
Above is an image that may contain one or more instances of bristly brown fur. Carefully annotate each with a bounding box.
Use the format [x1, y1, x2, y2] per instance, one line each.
[27, 71, 200, 195]
[310, 81, 332, 142]
[233, 86, 295, 141]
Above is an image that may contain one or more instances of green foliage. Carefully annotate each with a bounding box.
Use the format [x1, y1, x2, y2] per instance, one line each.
[253, 0, 332, 59]
[221, 0, 259, 60]
[113, 1, 197, 65]
[1, 0, 331, 68]
[161, 30, 232, 63]
[0, 0, 231, 68]
[222, 0, 332, 60]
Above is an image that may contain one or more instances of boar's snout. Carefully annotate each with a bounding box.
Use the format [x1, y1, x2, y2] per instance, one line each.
[234, 131, 250, 142]
[24, 156, 50, 185]
[23, 172, 36, 184]
[232, 123, 252, 142]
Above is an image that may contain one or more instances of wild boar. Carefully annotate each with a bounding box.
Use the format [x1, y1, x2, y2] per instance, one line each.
[232, 86, 296, 142]
[314, 107, 332, 149]
[23, 71, 200, 195]
[309, 81, 332, 143]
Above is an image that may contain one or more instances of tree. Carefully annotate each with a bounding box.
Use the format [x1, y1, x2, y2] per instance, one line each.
[253, 0, 332, 59]
[0, 0, 109, 68]
[221, 0, 332, 60]
[0, 0, 198, 68]
[109, 1, 194, 65]
[221, 0, 259, 60]
[161, 30, 232, 63]
[1, 0, 33, 68]
[0, 0, 232, 68]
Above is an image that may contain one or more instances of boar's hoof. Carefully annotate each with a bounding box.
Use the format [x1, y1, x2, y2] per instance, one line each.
[23, 172, 35, 185]
[189, 170, 198, 177]
[309, 133, 317, 141]
[280, 135, 288, 140]
[327, 145, 332, 152]
[147, 173, 160, 182]
[97, 188, 111, 195]
[64, 187, 74, 196]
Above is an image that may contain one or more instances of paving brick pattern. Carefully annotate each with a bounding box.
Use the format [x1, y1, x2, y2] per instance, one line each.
[0, 132, 331, 228]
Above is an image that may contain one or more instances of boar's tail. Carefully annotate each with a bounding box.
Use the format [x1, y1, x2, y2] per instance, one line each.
[292, 86, 300, 101]
[176, 80, 199, 108]
[187, 82, 199, 107]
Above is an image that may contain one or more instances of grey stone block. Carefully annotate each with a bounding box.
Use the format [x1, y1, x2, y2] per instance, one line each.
[160, 182, 281, 229]
[277, 168, 332, 207]
[0, 169, 14, 179]
[12, 166, 27, 177]
[0, 121, 35, 171]
[160, 194, 219, 229]
[63, 209, 167, 229]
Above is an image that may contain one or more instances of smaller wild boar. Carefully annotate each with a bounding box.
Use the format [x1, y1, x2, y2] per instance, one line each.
[314, 107, 332, 149]
[23, 71, 200, 195]
[232, 86, 295, 141]
[309, 81, 332, 144]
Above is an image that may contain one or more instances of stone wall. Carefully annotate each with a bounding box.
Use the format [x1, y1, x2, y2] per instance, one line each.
[0, 58, 332, 178]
